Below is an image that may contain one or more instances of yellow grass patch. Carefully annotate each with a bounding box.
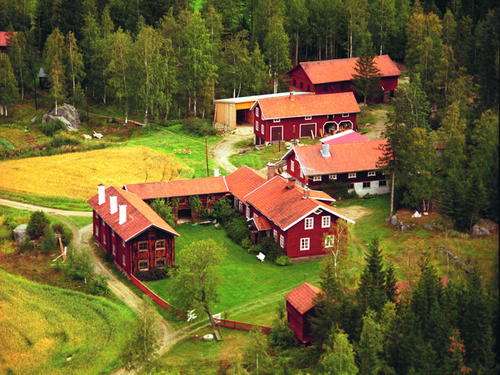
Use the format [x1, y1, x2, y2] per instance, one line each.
[0, 146, 182, 200]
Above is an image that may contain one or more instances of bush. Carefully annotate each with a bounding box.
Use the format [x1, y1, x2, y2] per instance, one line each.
[88, 274, 109, 296]
[258, 237, 282, 261]
[212, 199, 236, 225]
[0, 225, 12, 242]
[27, 211, 50, 240]
[275, 255, 291, 266]
[41, 226, 58, 252]
[135, 269, 168, 281]
[225, 216, 250, 245]
[64, 247, 93, 281]
[52, 222, 73, 246]
[150, 199, 175, 227]
[241, 238, 253, 250]
[183, 117, 217, 136]
[40, 120, 65, 136]
[19, 238, 35, 252]
[49, 134, 81, 148]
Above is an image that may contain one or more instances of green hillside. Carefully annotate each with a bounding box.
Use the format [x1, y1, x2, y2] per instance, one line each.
[0, 269, 136, 374]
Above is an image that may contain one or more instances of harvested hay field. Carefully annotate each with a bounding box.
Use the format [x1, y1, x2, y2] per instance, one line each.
[0, 146, 182, 200]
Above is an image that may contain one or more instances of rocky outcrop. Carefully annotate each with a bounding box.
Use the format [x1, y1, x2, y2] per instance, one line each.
[42, 104, 80, 131]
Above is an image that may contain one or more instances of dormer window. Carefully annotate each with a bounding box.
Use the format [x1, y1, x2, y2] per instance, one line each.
[342, 113, 349, 118]
[368, 171, 376, 177]
[304, 116, 312, 120]
[312, 175, 322, 182]
[329, 174, 337, 180]
[273, 118, 281, 123]
[348, 172, 357, 179]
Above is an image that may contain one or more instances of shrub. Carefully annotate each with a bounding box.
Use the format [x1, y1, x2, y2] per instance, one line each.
[41, 226, 58, 252]
[183, 117, 217, 136]
[150, 199, 175, 226]
[241, 238, 253, 250]
[27, 211, 50, 240]
[189, 195, 202, 212]
[269, 303, 296, 349]
[64, 247, 93, 281]
[212, 198, 235, 225]
[49, 134, 81, 148]
[275, 255, 291, 266]
[19, 238, 35, 252]
[52, 222, 73, 246]
[88, 274, 109, 296]
[135, 269, 168, 281]
[3, 216, 17, 230]
[258, 237, 283, 261]
[225, 216, 250, 245]
[0, 225, 12, 242]
[40, 120, 65, 136]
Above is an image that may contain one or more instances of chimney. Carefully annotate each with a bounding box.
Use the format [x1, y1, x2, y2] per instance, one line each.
[267, 162, 277, 180]
[98, 184, 106, 205]
[213, 168, 220, 177]
[109, 195, 118, 214]
[119, 204, 127, 225]
[289, 91, 295, 101]
[320, 142, 331, 158]
[303, 186, 310, 199]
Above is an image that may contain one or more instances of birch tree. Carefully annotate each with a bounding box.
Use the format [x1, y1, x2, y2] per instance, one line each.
[65, 31, 84, 103]
[285, 0, 308, 65]
[263, 14, 290, 93]
[44, 28, 66, 114]
[8, 32, 28, 101]
[0, 54, 18, 117]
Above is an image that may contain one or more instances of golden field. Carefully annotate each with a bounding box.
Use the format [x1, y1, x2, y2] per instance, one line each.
[0, 146, 182, 200]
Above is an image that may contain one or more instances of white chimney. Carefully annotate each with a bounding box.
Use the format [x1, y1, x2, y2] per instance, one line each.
[119, 204, 127, 225]
[320, 142, 331, 158]
[98, 184, 106, 205]
[214, 168, 220, 177]
[109, 196, 118, 214]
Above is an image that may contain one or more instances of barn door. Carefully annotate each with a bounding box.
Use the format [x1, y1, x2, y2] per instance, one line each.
[271, 126, 283, 141]
[300, 123, 316, 138]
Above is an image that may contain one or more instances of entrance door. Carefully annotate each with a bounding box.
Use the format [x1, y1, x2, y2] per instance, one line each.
[300, 123, 316, 138]
[271, 126, 283, 142]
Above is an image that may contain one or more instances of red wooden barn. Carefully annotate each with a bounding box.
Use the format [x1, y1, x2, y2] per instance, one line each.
[252, 92, 360, 144]
[281, 130, 390, 197]
[0, 32, 14, 51]
[88, 185, 178, 278]
[288, 54, 401, 102]
[286, 282, 321, 344]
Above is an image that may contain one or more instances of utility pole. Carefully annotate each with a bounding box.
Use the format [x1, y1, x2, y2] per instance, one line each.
[205, 136, 209, 177]
[389, 172, 395, 218]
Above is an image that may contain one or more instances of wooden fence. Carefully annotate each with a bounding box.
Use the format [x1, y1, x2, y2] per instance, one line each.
[214, 318, 272, 335]
[129, 274, 181, 313]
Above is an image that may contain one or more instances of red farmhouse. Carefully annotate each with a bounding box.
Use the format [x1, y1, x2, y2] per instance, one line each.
[286, 282, 321, 344]
[282, 130, 389, 197]
[88, 185, 178, 278]
[252, 92, 360, 144]
[0, 32, 14, 51]
[288, 54, 401, 101]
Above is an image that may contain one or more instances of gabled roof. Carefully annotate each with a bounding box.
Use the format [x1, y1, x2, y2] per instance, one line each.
[215, 91, 310, 104]
[294, 54, 401, 84]
[320, 129, 370, 144]
[88, 186, 178, 242]
[286, 282, 321, 314]
[252, 214, 272, 231]
[289, 139, 388, 176]
[124, 176, 229, 200]
[244, 175, 354, 230]
[254, 92, 360, 120]
[0, 32, 14, 47]
[225, 166, 266, 202]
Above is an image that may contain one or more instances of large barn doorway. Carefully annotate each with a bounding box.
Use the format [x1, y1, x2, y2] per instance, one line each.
[324, 121, 337, 135]
[300, 123, 316, 138]
[177, 208, 192, 222]
[338, 121, 353, 131]
[271, 126, 283, 142]
[236, 109, 248, 125]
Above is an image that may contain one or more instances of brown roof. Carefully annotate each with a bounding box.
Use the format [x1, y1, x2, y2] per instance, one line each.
[88, 186, 178, 241]
[225, 166, 266, 202]
[124, 176, 229, 200]
[256, 92, 360, 120]
[286, 282, 321, 314]
[297, 54, 401, 84]
[292, 139, 388, 176]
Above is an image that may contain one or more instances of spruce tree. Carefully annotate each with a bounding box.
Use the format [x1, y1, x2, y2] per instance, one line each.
[0, 53, 19, 117]
[385, 264, 397, 303]
[358, 310, 385, 375]
[353, 55, 381, 104]
[358, 239, 388, 315]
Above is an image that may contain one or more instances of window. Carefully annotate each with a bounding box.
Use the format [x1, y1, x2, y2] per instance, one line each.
[138, 259, 149, 271]
[138, 241, 148, 251]
[103, 233, 106, 245]
[112, 242, 116, 256]
[305, 217, 314, 230]
[122, 254, 126, 266]
[329, 174, 337, 180]
[246, 205, 251, 219]
[156, 258, 166, 269]
[95, 224, 99, 236]
[342, 113, 350, 118]
[300, 237, 310, 251]
[122, 240, 126, 247]
[368, 171, 376, 177]
[324, 235, 335, 248]
[348, 183, 355, 189]
[304, 116, 312, 120]
[321, 216, 331, 228]
[255, 107, 260, 117]
[312, 175, 322, 182]
[379, 180, 387, 186]
[239, 201, 243, 212]
[261, 125, 264, 135]
[256, 121, 259, 131]
[363, 182, 370, 189]
[348, 172, 357, 179]
[273, 118, 281, 123]
[290, 160, 295, 172]
[273, 229, 277, 239]
[279, 235, 285, 248]
[155, 240, 165, 250]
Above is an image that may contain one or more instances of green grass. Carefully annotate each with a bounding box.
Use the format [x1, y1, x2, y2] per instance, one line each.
[125, 123, 222, 178]
[146, 224, 321, 320]
[0, 189, 90, 211]
[0, 269, 136, 374]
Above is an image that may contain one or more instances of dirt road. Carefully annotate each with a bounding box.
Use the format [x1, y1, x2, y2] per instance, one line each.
[0, 198, 92, 217]
[213, 126, 254, 173]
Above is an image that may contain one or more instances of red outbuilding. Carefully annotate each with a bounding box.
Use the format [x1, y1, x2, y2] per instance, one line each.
[252, 92, 360, 144]
[288, 54, 401, 102]
[88, 185, 178, 278]
[286, 282, 321, 344]
[0, 32, 14, 51]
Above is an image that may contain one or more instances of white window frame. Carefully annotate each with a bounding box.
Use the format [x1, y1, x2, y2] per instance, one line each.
[122, 254, 126, 266]
[95, 224, 99, 236]
[156, 258, 166, 269]
[246, 205, 251, 219]
[304, 116, 312, 120]
[155, 239, 166, 250]
[138, 259, 149, 271]
[300, 237, 310, 251]
[304, 217, 314, 230]
[273, 229, 278, 239]
[255, 107, 260, 117]
[379, 180, 388, 187]
[112, 242, 116, 256]
[279, 235, 285, 248]
[321, 215, 331, 228]
[348, 172, 357, 179]
[290, 160, 295, 172]
[299, 122, 317, 138]
[138, 241, 148, 252]
[312, 175, 322, 182]
[261, 124, 265, 135]
[329, 174, 337, 180]
[368, 171, 376, 177]
[256, 121, 260, 131]
[324, 235, 335, 248]
[273, 118, 281, 123]
[342, 113, 350, 118]
[270, 125, 283, 141]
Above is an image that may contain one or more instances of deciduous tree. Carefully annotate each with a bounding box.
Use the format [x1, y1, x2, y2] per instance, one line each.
[0, 54, 18, 117]
[8, 32, 28, 101]
[44, 27, 66, 114]
[320, 329, 358, 375]
[263, 14, 290, 93]
[65, 31, 84, 104]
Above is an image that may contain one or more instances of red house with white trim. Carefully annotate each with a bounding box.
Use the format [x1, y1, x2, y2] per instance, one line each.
[288, 54, 401, 102]
[88, 185, 178, 278]
[286, 282, 321, 344]
[252, 92, 360, 144]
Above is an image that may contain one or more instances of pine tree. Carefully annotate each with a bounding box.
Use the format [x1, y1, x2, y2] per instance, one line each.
[0, 54, 19, 117]
[263, 14, 290, 93]
[353, 55, 381, 104]
[44, 27, 66, 114]
[344, 0, 372, 57]
[320, 330, 358, 375]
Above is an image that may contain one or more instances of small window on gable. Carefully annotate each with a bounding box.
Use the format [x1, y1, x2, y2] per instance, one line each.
[155, 240, 165, 249]
[279, 235, 284, 248]
[348, 172, 357, 179]
[321, 216, 331, 228]
[305, 217, 314, 230]
[312, 175, 322, 182]
[138, 259, 149, 271]
[329, 174, 337, 180]
[290, 160, 295, 172]
[300, 237, 310, 251]
[138, 241, 148, 251]
[324, 235, 335, 248]
[304, 116, 312, 120]
[273, 118, 281, 123]
[255, 107, 260, 117]
[246, 205, 251, 219]
[368, 171, 376, 177]
[342, 113, 350, 118]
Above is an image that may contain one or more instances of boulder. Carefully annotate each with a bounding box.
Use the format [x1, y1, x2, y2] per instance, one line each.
[471, 219, 497, 236]
[42, 103, 80, 131]
[13, 224, 27, 245]
[390, 214, 399, 226]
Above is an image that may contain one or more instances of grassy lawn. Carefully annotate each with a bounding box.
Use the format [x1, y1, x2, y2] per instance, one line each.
[0, 189, 90, 211]
[146, 224, 321, 321]
[0, 269, 136, 375]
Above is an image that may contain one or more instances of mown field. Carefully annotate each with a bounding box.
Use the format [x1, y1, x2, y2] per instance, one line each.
[0, 269, 136, 375]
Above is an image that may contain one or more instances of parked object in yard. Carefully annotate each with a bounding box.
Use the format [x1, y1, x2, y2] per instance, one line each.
[412, 211, 422, 218]
[203, 334, 214, 341]
[42, 103, 80, 131]
[92, 131, 103, 139]
[13, 224, 27, 245]
[256, 252, 265, 262]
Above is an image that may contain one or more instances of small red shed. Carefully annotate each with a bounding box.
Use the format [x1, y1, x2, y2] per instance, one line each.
[0, 32, 14, 51]
[286, 282, 322, 344]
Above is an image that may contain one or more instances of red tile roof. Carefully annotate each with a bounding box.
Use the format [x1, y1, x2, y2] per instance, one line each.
[291, 139, 388, 176]
[225, 166, 266, 202]
[253, 214, 272, 231]
[124, 176, 229, 200]
[297, 54, 401, 84]
[286, 282, 321, 314]
[0, 32, 13, 47]
[88, 186, 178, 241]
[256, 92, 360, 120]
